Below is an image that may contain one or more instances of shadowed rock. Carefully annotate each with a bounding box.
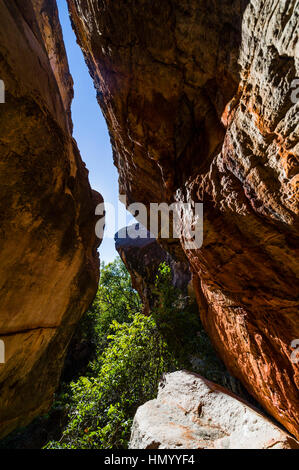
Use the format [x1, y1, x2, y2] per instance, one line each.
[115, 224, 191, 314]
[0, 0, 102, 438]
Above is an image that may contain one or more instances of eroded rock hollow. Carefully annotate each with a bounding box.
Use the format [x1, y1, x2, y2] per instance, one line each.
[68, 0, 299, 437]
[0, 0, 102, 437]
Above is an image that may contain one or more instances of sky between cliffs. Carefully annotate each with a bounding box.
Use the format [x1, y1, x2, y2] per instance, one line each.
[57, 0, 136, 264]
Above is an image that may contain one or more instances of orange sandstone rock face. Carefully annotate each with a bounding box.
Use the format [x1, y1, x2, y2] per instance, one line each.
[0, 0, 102, 438]
[68, 0, 299, 437]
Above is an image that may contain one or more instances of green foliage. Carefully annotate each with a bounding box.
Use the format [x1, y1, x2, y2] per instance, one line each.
[151, 263, 227, 382]
[81, 258, 142, 354]
[45, 257, 227, 450]
[151, 262, 200, 362]
[46, 313, 176, 449]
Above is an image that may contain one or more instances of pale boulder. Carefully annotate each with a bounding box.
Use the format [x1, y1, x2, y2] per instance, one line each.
[130, 371, 299, 449]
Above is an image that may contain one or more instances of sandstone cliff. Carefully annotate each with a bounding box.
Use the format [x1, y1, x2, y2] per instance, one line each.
[0, 0, 102, 437]
[68, 0, 299, 438]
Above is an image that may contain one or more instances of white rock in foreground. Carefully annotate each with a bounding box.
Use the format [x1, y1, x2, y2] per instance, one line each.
[129, 371, 299, 449]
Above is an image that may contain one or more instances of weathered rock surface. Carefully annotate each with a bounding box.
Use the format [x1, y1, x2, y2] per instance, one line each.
[130, 371, 299, 449]
[115, 224, 191, 314]
[0, 0, 102, 438]
[68, 0, 299, 437]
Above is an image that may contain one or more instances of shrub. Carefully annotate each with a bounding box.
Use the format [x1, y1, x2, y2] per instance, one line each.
[76, 258, 142, 356]
[152, 263, 229, 383]
[46, 313, 177, 449]
[45, 258, 228, 450]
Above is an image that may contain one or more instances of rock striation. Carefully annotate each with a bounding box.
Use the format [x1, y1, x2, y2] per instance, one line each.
[0, 0, 102, 438]
[130, 370, 299, 449]
[68, 0, 299, 437]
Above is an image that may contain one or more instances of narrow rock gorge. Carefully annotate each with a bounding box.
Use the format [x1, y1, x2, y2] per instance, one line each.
[0, 0, 101, 437]
[0, 0, 298, 446]
[67, 0, 299, 439]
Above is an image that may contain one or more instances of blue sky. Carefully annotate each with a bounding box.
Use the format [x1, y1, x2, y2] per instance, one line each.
[57, 0, 135, 264]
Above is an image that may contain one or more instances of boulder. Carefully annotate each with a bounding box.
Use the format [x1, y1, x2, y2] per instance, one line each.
[130, 370, 299, 449]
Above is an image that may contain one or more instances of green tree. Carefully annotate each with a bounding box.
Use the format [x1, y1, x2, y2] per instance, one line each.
[152, 263, 229, 383]
[46, 313, 176, 449]
[45, 258, 227, 450]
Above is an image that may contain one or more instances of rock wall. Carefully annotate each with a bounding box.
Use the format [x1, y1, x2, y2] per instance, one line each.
[68, 0, 299, 438]
[0, 0, 102, 438]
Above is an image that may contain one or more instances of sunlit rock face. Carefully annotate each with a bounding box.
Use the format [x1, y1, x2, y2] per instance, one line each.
[0, 0, 102, 438]
[68, 0, 299, 437]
